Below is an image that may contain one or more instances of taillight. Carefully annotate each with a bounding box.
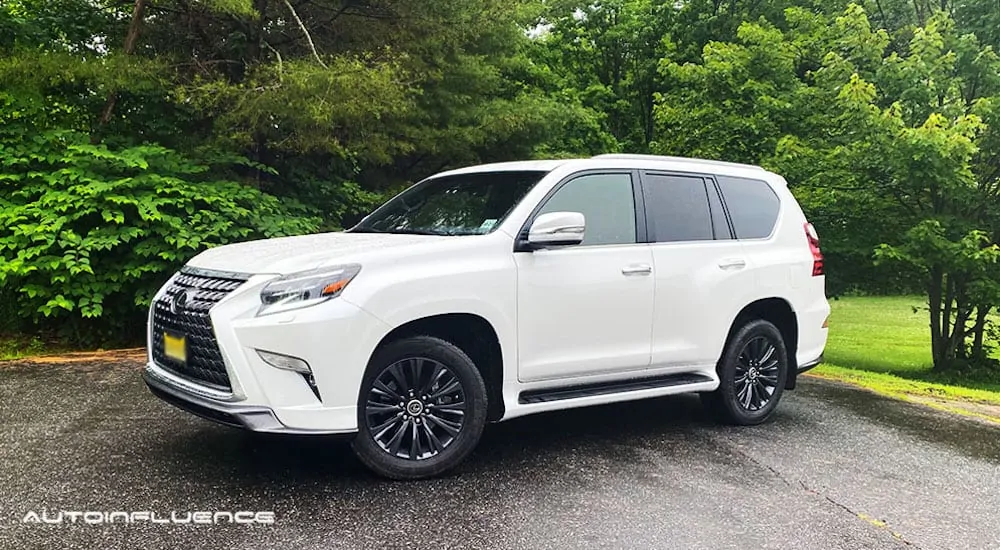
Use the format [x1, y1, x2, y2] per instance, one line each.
[805, 222, 823, 276]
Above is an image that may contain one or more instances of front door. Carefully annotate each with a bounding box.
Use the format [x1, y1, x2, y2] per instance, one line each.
[515, 172, 655, 382]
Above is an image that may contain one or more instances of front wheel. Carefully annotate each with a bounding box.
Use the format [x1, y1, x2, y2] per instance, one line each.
[702, 318, 789, 425]
[351, 335, 488, 480]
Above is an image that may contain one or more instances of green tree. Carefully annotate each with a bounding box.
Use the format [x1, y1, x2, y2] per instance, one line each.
[0, 93, 319, 343]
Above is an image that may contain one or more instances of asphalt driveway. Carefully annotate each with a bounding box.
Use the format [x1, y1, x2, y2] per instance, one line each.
[1, 354, 998, 549]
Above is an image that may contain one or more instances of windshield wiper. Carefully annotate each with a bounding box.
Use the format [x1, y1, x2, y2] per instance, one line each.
[386, 228, 450, 236]
[350, 227, 450, 236]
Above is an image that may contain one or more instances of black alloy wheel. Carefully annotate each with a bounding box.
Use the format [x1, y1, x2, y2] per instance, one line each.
[351, 336, 487, 480]
[365, 357, 467, 460]
[733, 335, 781, 412]
[702, 318, 789, 425]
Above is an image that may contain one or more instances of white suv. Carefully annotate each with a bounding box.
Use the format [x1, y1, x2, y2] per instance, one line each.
[143, 154, 830, 479]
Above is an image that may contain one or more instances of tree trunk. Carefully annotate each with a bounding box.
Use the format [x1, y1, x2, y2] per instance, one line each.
[928, 266, 945, 370]
[951, 300, 969, 361]
[245, 0, 269, 187]
[971, 305, 989, 360]
[240, 0, 269, 82]
[93, 0, 147, 141]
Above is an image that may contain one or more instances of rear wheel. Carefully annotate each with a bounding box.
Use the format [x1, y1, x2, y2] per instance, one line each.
[702, 319, 789, 425]
[351, 335, 487, 480]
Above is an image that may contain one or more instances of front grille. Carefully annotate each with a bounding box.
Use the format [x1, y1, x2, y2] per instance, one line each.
[151, 268, 250, 391]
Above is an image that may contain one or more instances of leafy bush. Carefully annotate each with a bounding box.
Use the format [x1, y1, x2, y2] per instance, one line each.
[0, 116, 320, 344]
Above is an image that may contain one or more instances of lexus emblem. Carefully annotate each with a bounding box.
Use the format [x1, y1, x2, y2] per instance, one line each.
[170, 290, 191, 315]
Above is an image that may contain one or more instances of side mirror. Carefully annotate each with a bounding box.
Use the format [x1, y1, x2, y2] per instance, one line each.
[527, 211, 585, 248]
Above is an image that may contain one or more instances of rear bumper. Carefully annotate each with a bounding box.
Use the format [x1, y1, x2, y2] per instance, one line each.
[797, 354, 823, 374]
[143, 364, 353, 435]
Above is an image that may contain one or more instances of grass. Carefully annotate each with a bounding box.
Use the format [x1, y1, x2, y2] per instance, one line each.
[812, 295, 1000, 410]
[811, 364, 1000, 407]
[821, 296, 931, 374]
[0, 334, 69, 361]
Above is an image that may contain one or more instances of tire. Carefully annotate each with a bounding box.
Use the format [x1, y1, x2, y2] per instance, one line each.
[702, 318, 789, 425]
[351, 335, 488, 480]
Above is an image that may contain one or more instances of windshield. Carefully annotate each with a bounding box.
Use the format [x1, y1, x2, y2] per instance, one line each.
[351, 170, 548, 236]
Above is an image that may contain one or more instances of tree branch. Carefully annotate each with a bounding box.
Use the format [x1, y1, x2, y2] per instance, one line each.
[94, 0, 147, 140]
[281, 0, 328, 69]
[264, 41, 283, 82]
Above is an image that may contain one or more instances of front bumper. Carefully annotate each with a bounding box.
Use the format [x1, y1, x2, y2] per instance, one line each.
[143, 364, 350, 434]
[144, 268, 393, 434]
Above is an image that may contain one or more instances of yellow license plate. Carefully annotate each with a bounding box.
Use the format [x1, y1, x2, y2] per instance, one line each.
[163, 332, 187, 363]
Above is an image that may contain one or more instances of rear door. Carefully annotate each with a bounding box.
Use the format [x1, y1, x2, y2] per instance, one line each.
[642, 172, 758, 369]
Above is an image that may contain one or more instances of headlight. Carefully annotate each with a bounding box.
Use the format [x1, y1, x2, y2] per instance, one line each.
[257, 264, 361, 317]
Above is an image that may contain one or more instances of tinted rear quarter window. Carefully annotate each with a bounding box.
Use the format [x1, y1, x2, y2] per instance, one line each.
[642, 174, 714, 242]
[716, 175, 780, 239]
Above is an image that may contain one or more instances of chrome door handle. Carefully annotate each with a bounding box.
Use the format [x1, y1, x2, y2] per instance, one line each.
[718, 258, 747, 270]
[621, 264, 653, 276]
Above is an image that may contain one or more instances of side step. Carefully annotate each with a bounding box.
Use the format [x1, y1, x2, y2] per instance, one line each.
[518, 372, 714, 404]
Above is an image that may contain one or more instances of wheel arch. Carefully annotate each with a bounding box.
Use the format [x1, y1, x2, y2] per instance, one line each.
[723, 298, 799, 390]
[368, 312, 506, 421]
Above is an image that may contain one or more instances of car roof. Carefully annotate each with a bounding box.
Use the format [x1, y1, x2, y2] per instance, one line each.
[433, 160, 575, 177]
[430, 155, 782, 185]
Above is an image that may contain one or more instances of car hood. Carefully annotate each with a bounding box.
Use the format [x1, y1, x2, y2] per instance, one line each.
[185, 231, 447, 275]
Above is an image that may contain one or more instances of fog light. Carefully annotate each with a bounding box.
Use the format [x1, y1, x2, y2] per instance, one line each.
[256, 350, 312, 374]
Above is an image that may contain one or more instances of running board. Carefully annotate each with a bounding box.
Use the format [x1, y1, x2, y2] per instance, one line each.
[518, 372, 714, 404]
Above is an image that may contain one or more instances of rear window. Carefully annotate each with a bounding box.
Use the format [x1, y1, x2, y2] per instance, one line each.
[716, 175, 780, 239]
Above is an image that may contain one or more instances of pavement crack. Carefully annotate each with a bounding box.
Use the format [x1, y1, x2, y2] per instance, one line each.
[727, 441, 921, 549]
[794, 480, 920, 548]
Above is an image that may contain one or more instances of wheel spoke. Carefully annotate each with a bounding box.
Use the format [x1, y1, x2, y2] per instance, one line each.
[386, 418, 410, 456]
[756, 382, 767, 410]
[366, 401, 399, 415]
[409, 419, 420, 459]
[433, 401, 466, 416]
[419, 362, 445, 394]
[758, 374, 779, 387]
[407, 358, 423, 391]
[736, 380, 751, 404]
[758, 344, 776, 364]
[752, 383, 765, 410]
[372, 414, 402, 440]
[428, 379, 461, 401]
[735, 359, 749, 374]
[759, 358, 779, 373]
[387, 364, 410, 394]
[740, 381, 754, 409]
[426, 413, 462, 436]
[371, 380, 402, 401]
[422, 421, 442, 453]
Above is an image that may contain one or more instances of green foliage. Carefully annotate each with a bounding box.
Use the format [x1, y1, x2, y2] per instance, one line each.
[1, 0, 1000, 364]
[0, 95, 318, 342]
[197, 0, 257, 17]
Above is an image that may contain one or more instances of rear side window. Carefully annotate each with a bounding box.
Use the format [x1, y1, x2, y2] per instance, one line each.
[717, 175, 780, 239]
[642, 174, 714, 242]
